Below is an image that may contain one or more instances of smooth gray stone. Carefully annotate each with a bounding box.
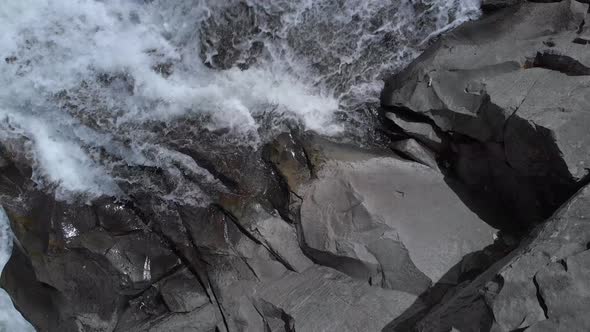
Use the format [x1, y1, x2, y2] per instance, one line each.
[299, 147, 497, 289]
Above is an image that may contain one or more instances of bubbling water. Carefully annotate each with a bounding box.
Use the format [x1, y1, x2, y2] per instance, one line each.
[0, 0, 480, 200]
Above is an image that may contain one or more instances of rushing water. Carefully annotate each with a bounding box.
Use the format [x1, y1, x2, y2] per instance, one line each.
[0, 0, 480, 201]
[0, 0, 480, 328]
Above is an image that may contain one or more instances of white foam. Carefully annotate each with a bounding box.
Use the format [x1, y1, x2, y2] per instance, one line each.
[0, 0, 483, 328]
[0, 0, 480, 199]
[0, 207, 35, 332]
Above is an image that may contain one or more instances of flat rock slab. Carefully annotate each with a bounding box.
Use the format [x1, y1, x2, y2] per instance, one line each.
[300, 149, 497, 288]
[256, 266, 420, 332]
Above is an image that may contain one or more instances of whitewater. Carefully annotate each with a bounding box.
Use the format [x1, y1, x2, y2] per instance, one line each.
[0, 0, 480, 329]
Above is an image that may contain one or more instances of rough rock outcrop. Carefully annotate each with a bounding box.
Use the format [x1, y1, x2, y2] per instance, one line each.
[4, 1, 590, 331]
[256, 266, 419, 332]
[296, 136, 498, 293]
[382, 0, 590, 224]
[379, 1, 590, 330]
[407, 183, 590, 332]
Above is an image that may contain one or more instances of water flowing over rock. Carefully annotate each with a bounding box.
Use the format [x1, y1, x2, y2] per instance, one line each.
[2, 0, 590, 331]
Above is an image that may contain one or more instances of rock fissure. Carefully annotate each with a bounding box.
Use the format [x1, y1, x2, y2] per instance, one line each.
[533, 274, 549, 320]
[526, 51, 590, 76]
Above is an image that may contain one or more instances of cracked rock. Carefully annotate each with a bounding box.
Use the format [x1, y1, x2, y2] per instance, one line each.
[299, 139, 497, 292]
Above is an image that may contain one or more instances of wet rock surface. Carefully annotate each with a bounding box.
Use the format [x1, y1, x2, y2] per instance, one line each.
[1, 1, 590, 332]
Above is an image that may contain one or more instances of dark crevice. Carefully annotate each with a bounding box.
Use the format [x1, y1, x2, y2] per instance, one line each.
[389, 145, 441, 169]
[383, 239, 513, 331]
[525, 51, 590, 76]
[533, 275, 549, 319]
[127, 201, 231, 331]
[300, 136, 318, 178]
[380, 105, 443, 129]
[559, 259, 568, 272]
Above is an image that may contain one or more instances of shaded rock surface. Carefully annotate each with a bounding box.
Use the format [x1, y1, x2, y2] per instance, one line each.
[256, 266, 420, 332]
[391, 138, 440, 171]
[0, 127, 512, 332]
[380, 1, 590, 331]
[382, 0, 590, 224]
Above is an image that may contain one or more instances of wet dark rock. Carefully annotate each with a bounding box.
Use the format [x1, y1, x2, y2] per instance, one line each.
[159, 268, 209, 313]
[0, 155, 207, 331]
[95, 199, 146, 235]
[481, 0, 522, 12]
[264, 132, 312, 193]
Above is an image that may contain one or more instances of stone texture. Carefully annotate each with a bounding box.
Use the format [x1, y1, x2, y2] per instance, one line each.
[257, 266, 421, 332]
[414, 184, 590, 332]
[481, 0, 522, 12]
[159, 269, 209, 313]
[382, 0, 590, 224]
[299, 141, 497, 293]
[382, 1, 590, 182]
[391, 138, 440, 171]
[384, 112, 445, 152]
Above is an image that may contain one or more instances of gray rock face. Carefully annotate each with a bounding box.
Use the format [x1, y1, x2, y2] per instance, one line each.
[298, 141, 497, 293]
[391, 138, 439, 171]
[159, 269, 209, 313]
[257, 266, 420, 332]
[382, 0, 589, 223]
[5, 2, 590, 331]
[377, 3, 590, 330]
[384, 112, 445, 152]
[414, 184, 590, 332]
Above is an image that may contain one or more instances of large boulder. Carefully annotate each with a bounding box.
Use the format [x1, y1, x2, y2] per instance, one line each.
[291, 135, 499, 294]
[411, 183, 590, 332]
[381, 0, 589, 223]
